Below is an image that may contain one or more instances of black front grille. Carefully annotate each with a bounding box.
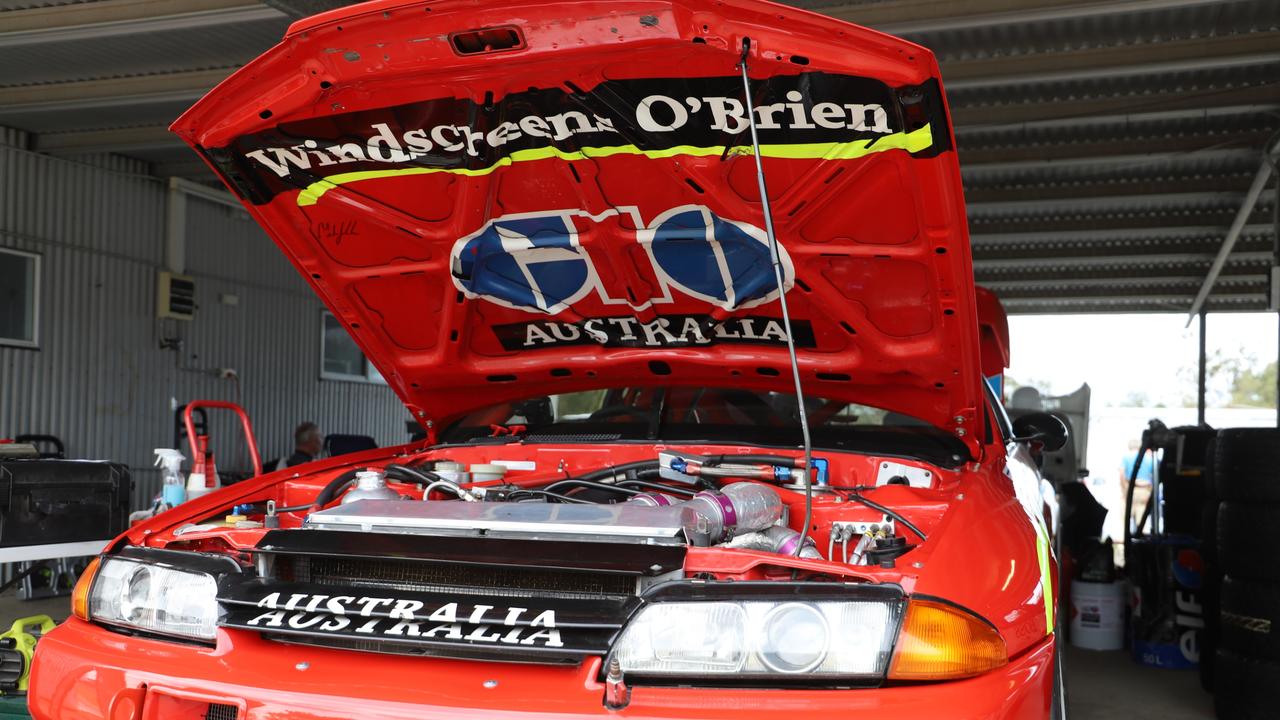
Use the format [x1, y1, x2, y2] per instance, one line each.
[205, 704, 238, 720]
[277, 555, 636, 599]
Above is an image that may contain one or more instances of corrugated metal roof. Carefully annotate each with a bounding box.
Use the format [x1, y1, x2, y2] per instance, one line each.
[946, 62, 1280, 113]
[908, 1, 1280, 62]
[0, 0, 89, 9]
[0, 21, 286, 88]
[0, 98, 197, 134]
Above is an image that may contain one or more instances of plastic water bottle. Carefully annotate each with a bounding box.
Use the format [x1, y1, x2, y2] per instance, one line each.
[721, 482, 785, 533]
[154, 448, 187, 506]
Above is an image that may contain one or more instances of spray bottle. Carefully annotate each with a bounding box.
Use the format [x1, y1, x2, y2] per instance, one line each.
[186, 435, 210, 500]
[154, 449, 187, 506]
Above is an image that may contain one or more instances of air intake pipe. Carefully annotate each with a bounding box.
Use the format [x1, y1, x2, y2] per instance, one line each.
[630, 482, 783, 546]
[722, 525, 822, 559]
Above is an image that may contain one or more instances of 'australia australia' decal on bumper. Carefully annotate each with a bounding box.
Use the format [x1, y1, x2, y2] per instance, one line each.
[238, 592, 565, 648]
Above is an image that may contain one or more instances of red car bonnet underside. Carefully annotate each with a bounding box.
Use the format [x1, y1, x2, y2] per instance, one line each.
[171, 0, 982, 453]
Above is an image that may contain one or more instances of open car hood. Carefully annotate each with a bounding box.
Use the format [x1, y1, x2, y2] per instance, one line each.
[172, 0, 982, 454]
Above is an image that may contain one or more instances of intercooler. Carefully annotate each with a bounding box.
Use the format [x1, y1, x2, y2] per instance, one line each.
[275, 554, 640, 600]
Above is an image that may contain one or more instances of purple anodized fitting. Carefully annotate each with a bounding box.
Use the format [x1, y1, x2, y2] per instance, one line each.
[695, 490, 737, 531]
[629, 492, 677, 507]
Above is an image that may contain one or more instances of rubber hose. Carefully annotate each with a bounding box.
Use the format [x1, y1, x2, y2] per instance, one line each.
[575, 461, 661, 483]
[701, 454, 802, 468]
[313, 469, 360, 509]
[384, 464, 446, 485]
[542, 479, 643, 497]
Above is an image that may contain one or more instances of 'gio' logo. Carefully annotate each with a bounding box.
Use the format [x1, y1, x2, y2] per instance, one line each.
[449, 205, 793, 314]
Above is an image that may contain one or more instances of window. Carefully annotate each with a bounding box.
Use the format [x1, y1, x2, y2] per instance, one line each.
[320, 311, 385, 383]
[441, 387, 971, 468]
[0, 248, 39, 348]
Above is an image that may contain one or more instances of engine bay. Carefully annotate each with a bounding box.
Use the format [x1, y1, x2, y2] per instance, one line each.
[158, 444, 959, 579]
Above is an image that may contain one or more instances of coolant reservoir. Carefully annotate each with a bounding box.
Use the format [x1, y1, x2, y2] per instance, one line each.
[469, 464, 506, 483]
[341, 469, 401, 504]
[434, 461, 469, 484]
[721, 482, 784, 533]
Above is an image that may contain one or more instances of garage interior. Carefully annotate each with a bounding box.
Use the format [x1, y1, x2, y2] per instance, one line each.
[1, 0, 1278, 718]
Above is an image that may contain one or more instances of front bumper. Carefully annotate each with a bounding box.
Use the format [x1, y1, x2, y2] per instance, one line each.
[30, 619, 1054, 720]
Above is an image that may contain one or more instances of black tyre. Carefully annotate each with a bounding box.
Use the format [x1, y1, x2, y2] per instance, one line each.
[1199, 438, 1220, 693]
[1214, 650, 1280, 719]
[1220, 576, 1280, 661]
[1200, 634, 1216, 692]
[1215, 428, 1280, 502]
[1218, 502, 1280, 582]
[1201, 571, 1221, 692]
[1202, 504, 1219, 567]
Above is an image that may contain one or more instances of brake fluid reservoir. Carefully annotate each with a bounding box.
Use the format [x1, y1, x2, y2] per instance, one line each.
[721, 482, 784, 534]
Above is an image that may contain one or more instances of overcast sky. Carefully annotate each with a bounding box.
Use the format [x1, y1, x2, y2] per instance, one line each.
[1006, 312, 1280, 408]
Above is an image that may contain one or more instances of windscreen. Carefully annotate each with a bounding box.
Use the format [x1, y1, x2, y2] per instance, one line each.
[441, 386, 971, 468]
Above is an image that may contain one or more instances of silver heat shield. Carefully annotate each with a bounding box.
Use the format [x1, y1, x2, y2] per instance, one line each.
[304, 499, 694, 545]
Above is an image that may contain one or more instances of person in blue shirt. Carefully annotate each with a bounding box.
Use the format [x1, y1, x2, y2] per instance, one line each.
[1120, 438, 1154, 530]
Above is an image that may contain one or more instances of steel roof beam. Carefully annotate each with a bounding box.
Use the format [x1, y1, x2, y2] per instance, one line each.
[260, 0, 351, 18]
[964, 175, 1259, 203]
[33, 126, 178, 154]
[0, 69, 232, 113]
[951, 84, 1279, 127]
[943, 34, 1280, 90]
[994, 280, 1267, 297]
[811, 0, 1232, 35]
[971, 208, 1274, 235]
[981, 275, 1268, 291]
[1002, 301, 1265, 316]
[958, 129, 1275, 165]
[974, 241, 1273, 263]
[960, 149, 1258, 175]
[0, 0, 283, 47]
[974, 250, 1272, 270]
[1003, 293, 1262, 305]
[153, 160, 219, 178]
[970, 225, 1274, 248]
[955, 105, 1280, 139]
[1186, 146, 1278, 323]
[973, 242, 1273, 263]
[967, 190, 1271, 215]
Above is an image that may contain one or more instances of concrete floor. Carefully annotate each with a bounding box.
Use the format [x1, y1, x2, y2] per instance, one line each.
[0, 590, 1217, 718]
[1064, 645, 1213, 720]
[0, 588, 70, 626]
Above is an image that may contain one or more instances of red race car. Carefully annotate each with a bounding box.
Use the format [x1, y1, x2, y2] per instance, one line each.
[30, 0, 1067, 717]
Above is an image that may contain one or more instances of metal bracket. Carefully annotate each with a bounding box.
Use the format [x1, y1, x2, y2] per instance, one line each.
[874, 461, 934, 488]
[828, 517, 894, 564]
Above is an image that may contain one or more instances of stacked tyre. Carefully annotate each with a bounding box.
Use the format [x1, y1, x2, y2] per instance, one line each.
[1199, 436, 1218, 693]
[1212, 428, 1280, 720]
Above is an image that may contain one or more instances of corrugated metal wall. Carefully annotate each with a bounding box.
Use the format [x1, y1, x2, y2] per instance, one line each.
[0, 134, 408, 509]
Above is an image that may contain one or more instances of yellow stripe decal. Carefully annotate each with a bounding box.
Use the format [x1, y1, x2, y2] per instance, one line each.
[294, 124, 936, 206]
[1037, 529, 1055, 633]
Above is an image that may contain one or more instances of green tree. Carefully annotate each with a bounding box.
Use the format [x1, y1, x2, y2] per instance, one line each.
[1231, 361, 1277, 407]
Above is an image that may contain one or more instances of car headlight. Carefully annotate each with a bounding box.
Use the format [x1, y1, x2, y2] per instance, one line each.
[611, 584, 904, 681]
[78, 550, 232, 642]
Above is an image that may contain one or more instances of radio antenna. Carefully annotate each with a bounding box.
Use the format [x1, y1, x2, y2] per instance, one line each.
[737, 38, 814, 556]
